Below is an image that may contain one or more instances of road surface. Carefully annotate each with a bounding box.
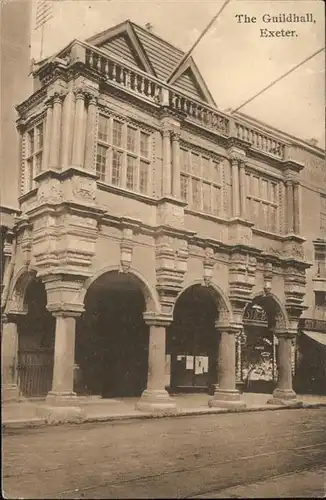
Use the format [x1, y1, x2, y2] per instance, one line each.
[3, 407, 326, 498]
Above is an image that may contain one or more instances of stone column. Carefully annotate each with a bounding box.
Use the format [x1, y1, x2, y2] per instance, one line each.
[293, 182, 300, 235]
[171, 131, 181, 199]
[61, 90, 75, 169]
[209, 326, 246, 408]
[162, 129, 172, 196]
[72, 88, 86, 168]
[136, 314, 177, 413]
[286, 180, 294, 233]
[267, 332, 298, 405]
[42, 97, 53, 171]
[231, 158, 240, 218]
[239, 160, 247, 219]
[49, 92, 63, 169]
[84, 93, 98, 171]
[46, 312, 79, 405]
[1, 315, 20, 402]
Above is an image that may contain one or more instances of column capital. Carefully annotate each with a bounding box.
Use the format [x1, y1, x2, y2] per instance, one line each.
[48, 307, 84, 318]
[162, 129, 171, 139]
[85, 90, 99, 106]
[73, 86, 87, 100]
[143, 312, 173, 327]
[214, 320, 242, 335]
[171, 130, 181, 142]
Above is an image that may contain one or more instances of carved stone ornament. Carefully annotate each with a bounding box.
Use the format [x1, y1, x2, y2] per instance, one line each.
[37, 178, 63, 204]
[72, 177, 96, 202]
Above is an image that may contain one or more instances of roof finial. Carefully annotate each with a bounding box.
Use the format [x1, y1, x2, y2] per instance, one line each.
[145, 22, 153, 32]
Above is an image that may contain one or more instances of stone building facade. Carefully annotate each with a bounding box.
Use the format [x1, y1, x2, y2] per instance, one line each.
[1, 21, 325, 412]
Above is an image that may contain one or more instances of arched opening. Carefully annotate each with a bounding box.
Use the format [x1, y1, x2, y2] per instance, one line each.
[75, 271, 149, 398]
[240, 294, 288, 394]
[167, 284, 221, 394]
[17, 277, 55, 398]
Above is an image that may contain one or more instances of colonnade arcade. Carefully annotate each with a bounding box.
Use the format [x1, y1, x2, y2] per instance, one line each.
[2, 268, 297, 410]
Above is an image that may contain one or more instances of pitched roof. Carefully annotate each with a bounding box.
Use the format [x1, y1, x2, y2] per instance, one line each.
[86, 20, 216, 106]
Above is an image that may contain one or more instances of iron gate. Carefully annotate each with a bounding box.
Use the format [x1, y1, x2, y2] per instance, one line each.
[17, 349, 54, 398]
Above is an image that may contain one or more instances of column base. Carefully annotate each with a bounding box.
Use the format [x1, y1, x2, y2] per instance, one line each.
[2, 384, 20, 403]
[267, 388, 301, 406]
[208, 389, 246, 409]
[135, 389, 177, 414]
[45, 391, 78, 406]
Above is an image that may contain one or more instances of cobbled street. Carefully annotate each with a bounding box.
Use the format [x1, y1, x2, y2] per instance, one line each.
[3, 407, 326, 498]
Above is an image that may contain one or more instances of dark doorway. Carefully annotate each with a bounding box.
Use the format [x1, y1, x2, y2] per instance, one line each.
[167, 285, 219, 393]
[76, 272, 149, 398]
[17, 278, 55, 398]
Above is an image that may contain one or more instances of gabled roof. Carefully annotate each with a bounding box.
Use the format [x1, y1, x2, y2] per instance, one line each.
[86, 20, 216, 106]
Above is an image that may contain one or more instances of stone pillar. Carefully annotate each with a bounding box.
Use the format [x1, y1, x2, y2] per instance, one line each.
[239, 160, 247, 219]
[61, 90, 75, 169]
[267, 332, 298, 405]
[42, 97, 53, 171]
[286, 180, 294, 233]
[84, 93, 98, 171]
[209, 326, 246, 408]
[49, 92, 63, 169]
[171, 131, 181, 199]
[136, 314, 177, 413]
[72, 88, 86, 168]
[162, 129, 172, 196]
[1, 315, 20, 402]
[231, 158, 240, 218]
[46, 312, 79, 405]
[293, 182, 300, 235]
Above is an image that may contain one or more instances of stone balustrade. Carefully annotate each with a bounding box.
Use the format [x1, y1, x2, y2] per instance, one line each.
[38, 41, 290, 162]
[234, 122, 286, 159]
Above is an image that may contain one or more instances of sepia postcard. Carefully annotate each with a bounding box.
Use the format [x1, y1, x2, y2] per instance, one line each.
[1, 0, 325, 498]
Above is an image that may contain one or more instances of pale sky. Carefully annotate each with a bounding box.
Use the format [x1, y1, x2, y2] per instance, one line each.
[31, 0, 325, 147]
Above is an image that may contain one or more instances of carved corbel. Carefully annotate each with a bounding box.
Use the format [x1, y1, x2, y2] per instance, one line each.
[203, 247, 214, 287]
[120, 227, 133, 274]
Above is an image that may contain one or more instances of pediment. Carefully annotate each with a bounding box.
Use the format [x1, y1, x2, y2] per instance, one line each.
[169, 57, 216, 106]
[87, 21, 156, 75]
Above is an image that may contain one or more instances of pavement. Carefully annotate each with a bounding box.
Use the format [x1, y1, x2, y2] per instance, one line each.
[3, 407, 326, 498]
[2, 392, 326, 429]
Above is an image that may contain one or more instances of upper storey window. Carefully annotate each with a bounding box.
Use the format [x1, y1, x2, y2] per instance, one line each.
[24, 122, 44, 192]
[245, 172, 279, 233]
[96, 115, 151, 196]
[180, 147, 222, 216]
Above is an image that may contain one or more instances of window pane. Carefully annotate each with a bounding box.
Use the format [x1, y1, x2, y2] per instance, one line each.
[96, 145, 108, 181]
[191, 153, 200, 175]
[28, 129, 35, 155]
[35, 153, 42, 175]
[262, 203, 268, 230]
[139, 160, 148, 194]
[180, 175, 188, 202]
[140, 132, 149, 158]
[112, 120, 123, 147]
[36, 124, 44, 150]
[202, 157, 210, 180]
[212, 186, 220, 215]
[98, 115, 109, 142]
[180, 149, 190, 172]
[127, 127, 137, 153]
[203, 182, 211, 212]
[126, 155, 136, 190]
[192, 178, 201, 210]
[27, 158, 33, 190]
[112, 150, 123, 186]
[269, 206, 277, 233]
[261, 179, 268, 200]
[211, 161, 220, 184]
[252, 176, 259, 198]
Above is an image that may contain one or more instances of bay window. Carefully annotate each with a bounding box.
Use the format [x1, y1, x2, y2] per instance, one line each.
[24, 121, 44, 192]
[96, 115, 152, 195]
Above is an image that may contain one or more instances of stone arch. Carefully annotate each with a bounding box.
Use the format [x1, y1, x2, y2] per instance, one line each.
[79, 265, 161, 314]
[5, 266, 35, 314]
[249, 291, 290, 332]
[172, 279, 233, 323]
